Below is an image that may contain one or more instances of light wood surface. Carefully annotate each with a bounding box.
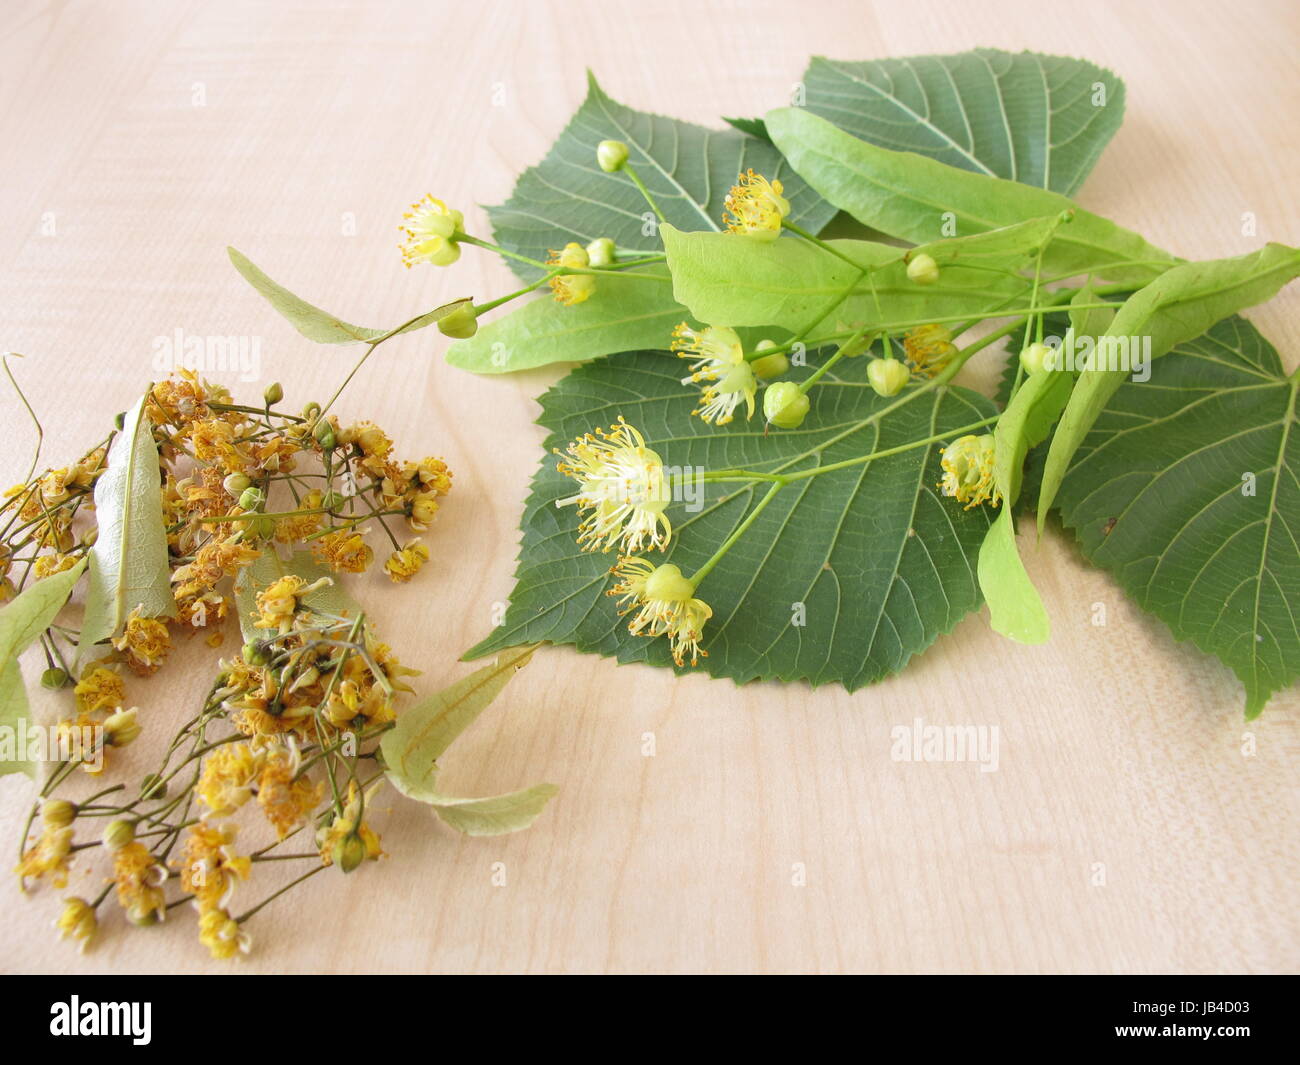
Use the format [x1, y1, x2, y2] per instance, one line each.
[1, 0, 1297, 975]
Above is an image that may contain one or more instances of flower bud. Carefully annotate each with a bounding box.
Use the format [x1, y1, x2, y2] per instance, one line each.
[585, 237, 616, 267]
[1020, 341, 1051, 375]
[867, 357, 910, 397]
[436, 302, 478, 340]
[223, 472, 251, 497]
[251, 515, 276, 540]
[644, 563, 695, 603]
[906, 252, 940, 286]
[313, 419, 337, 451]
[113, 411, 126, 431]
[764, 381, 810, 429]
[302, 401, 322, 422]
[103, 819, 135, 852]
[750, 340, 789, 380]
[242, 640, 270, 665]
[320, 491, 347, 511]
[103, 708, 141, 748]
[40, 667, 70, 690]
[140, 773, 167, 801]
[237, 486, 265, 512]
[263, 381, 284, 406]
[43, 799, 77, 828]
[597, 139, 629, 173]
[332, 832, 368, 873]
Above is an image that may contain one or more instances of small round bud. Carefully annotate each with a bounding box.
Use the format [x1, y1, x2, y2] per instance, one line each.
[643, 564, 695, 602]
[1020, 342, 1051, 375]
[906, 252, 940, 286]
[436, 302, 478, 340]
[250, 515, 276, 541]
[43, 799, 77, 828]
[585, 237, 617, 267]
[237, 486, 265, 512]
[242, 640, 271, 665]
[263, 381, 284, 406]
[127, 908, 160, 927]
[597, 140, 629, 173]
[332, 832, 367, 873]
[313, 419, 337, 451]
[222, 472, 251, 497]
[867, 357, 910, 397]
[140, 773, 167, 801]
[320, 491, 347, 510]
[764, 381, 810, 429]
[113, 411, 126, 431]
[103, 708, 141, 748]
[40, 667, 70, 690]
[302, 401, 322, 421]
[103, 819, 135, 852]
[750, 340, 789, 381]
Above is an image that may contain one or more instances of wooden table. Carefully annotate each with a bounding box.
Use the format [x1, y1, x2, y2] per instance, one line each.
[1, 0, 1296, 974]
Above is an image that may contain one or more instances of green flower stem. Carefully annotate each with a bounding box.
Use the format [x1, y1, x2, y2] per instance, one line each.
[780, 218, 865, 271]
[622, 163, 666, 223]
[234, 864, 327, 924]
[473, 274, 557, 315]
[797, 325, 873, 397]
[689, 481, 783, 585]
[198, 506, 330, 525]
[458, 234, 548, 270]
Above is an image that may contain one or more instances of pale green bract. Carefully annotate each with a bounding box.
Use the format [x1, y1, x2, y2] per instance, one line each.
[381, 645, 558, 836]
[79, 392, 175, 660]
[0, 560, 87, 779]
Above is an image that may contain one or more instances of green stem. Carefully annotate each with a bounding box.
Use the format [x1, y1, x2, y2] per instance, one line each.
[623, 164, 666, 223]
[690, 481, 783, 585]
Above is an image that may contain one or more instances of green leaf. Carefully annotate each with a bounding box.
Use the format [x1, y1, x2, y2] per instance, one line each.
[79, 392, 175, 656]
[765, 106, 1176, 285]
[381, 646, 557, 836]
[232, 549, 360, 643]
[0, 560, 87, 779]
[486, 72, 839, 283]
[466, 351, 999, 689]
[229, 247, 470, 345]
[447, 267, 693, 374]
[1038, 243, 1300, 526]
[799, 50, 1126, 196]
[1054, 316, 1300, 718]
[661, 224, 1026, 339]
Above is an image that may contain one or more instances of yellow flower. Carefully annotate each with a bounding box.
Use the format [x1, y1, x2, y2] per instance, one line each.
[147, 370, 212, 429]
[252, 574, 330, 634]
[197, 907, 251, 960]
[547, 242, 596, 305]
[257, 742, 322, 839]
[383, 539, 429, 583]
[608, 557, 712, 666]
[903, 324, 957, 378]
[400, 195, 463, 267]
[403, 456, 453, 496]
[407, 492, 441, 532]
[722, 170, 789, 239]
[33, 553, 79, 579]
[317, 780, 385, 868]
[197, 741, 264, 816]
[939, 434, 1001, 510]
[671, 323, 758, 423]
[112, 607, 172, 676]
[54, 897, 97, 953]
[176, 822, 251, 910]
[74, 666, 125, 715]
[15, 819, 73, 888]
[312, 528, 373, 574]
[556, 418, 672, 553]
[111, 841, 168, 925]
[172, 538, 261, 600]
[274, 490, 325, 543]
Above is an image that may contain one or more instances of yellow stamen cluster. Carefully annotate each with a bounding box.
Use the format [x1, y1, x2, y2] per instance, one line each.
[609, 557, 712, 666]
[399, 195, 463, 268]
[903, 324, 957, 378]
[939, 434, 1001, 510]
[111, 840, 169, 925]
[722, 170, 790, 240]
[112, 607, 172, 676]
[383, 539, 430, 583]
[672, 323, 757, 424]
[547, 242, 596, 305]
[556, 418, 672, 553]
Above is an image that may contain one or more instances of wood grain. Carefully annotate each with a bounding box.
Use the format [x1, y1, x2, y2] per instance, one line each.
[1, 0, 1296, 974]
